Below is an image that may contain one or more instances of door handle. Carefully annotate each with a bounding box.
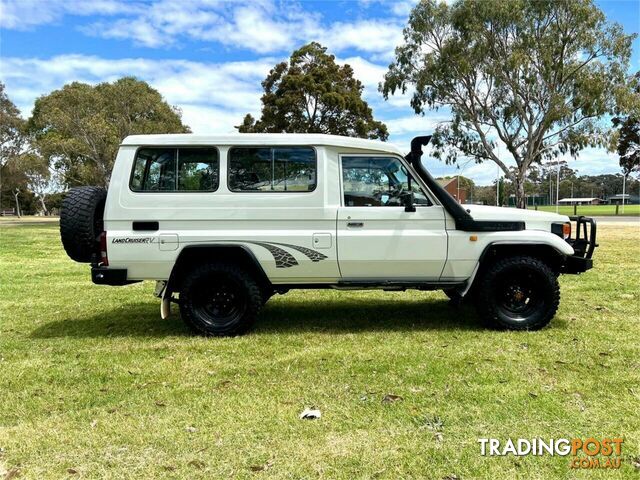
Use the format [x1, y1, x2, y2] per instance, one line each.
[347, 222, 364, 228]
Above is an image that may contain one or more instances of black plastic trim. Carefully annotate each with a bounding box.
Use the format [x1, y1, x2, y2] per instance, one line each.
[166, 243, 272, 295]
[406, 136, 525, 232]
[133, 221, 159, 231]
[91, 267, 140, 286]
[270, 280, 466, 291]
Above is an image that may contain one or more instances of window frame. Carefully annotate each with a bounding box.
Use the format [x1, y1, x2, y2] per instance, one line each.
[338, 153, 439, 207]
[227, 145, 318, 193]
[129, 146, 221, 193]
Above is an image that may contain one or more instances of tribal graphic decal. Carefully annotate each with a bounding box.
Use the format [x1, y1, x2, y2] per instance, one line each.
[243, 241, 328, 268]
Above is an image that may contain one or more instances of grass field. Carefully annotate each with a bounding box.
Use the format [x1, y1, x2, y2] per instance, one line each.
[1, 222, 639, 479]
[530, 204, 640, 216]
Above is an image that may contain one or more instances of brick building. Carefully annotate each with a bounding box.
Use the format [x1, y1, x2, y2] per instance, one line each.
[436, 177, 467, 204]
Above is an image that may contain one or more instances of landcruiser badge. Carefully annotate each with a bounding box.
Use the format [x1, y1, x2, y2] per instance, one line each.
[111, 237, 154, 244]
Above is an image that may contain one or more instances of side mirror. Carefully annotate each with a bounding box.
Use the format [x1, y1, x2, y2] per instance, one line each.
[403, 191, 416, 212]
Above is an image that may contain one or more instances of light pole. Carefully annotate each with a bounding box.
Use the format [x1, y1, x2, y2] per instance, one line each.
[556, 161, 560, 214]
[496, 164, 500, 206]
[622, 173, 627, 214]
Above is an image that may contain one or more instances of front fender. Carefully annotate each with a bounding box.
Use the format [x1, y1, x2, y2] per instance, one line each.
[484, 230, 575, 256]
[442, 229, 574, 281]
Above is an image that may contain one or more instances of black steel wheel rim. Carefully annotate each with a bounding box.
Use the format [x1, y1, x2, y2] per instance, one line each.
[495, 269, 543, 319]
[193, 278, 247, 327]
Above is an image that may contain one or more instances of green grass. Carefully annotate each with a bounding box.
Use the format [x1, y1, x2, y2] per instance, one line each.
[531, 204, 640, 216]
[1, 223, 639, 479]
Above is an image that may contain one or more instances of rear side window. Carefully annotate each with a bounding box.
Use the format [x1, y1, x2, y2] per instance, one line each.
[130, 147, 219, 192]
[228, 147, 316, 192]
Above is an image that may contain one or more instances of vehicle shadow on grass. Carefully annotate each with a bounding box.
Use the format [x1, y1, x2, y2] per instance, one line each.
[257, 298, 483, 333]
[30, 298, 484, 339]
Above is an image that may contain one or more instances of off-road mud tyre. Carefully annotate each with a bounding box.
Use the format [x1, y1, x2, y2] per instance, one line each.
[179, 262, 263, 336]
[60, 186, 107, 263]
[475, 256, 560, 330]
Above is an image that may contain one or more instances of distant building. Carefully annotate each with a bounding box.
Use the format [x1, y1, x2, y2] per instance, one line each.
[607, 193, 639, 205]
[558, 197, 602, 205]
[436, 177, 467, 203]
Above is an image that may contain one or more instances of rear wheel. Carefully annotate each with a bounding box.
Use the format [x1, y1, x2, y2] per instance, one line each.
[179, 262, 262, 336]
[475, 256, 559, 330]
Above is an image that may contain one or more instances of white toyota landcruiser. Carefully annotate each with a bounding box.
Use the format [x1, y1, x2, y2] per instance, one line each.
[60, 134, 597, 336]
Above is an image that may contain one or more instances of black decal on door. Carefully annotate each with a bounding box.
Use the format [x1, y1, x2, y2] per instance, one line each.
[243, 242, 328, 268]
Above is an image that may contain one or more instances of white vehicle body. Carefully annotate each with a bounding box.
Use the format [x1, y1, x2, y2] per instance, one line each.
[61, 133, 596, 334]
[103, 134, 575, 284]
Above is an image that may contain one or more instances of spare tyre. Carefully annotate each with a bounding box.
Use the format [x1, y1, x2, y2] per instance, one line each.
[60, 186, 107, 263]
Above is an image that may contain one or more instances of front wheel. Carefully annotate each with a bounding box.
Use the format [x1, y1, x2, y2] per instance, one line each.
[179, 262, 263, 336]
[475, 256, 560, 330]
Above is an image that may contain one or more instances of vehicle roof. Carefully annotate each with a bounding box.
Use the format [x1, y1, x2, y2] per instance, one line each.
[121, 133, 405, 155]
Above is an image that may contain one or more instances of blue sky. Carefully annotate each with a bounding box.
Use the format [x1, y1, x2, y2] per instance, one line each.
[1, 0, 638, 184]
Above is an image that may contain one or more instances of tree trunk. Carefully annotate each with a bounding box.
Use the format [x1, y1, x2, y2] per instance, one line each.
[13, 189, 21, 218]
[38, 195, 48, 216]
[515, 175, 526, 209]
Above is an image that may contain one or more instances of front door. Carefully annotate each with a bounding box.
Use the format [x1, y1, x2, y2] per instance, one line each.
[337, 155, 447, 280]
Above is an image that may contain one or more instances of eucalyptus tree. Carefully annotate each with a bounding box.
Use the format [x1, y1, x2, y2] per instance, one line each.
[381, 0, 636, 207]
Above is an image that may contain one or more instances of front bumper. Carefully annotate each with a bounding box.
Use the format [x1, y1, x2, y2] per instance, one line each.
[563, 216, 597, 274]
[91, 267, 139, 286]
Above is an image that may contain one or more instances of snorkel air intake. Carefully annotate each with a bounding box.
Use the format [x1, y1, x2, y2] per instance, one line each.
[406, 136, 524, 232]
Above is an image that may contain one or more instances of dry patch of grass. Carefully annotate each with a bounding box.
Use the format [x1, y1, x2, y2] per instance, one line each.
[0, 223, 638, 479]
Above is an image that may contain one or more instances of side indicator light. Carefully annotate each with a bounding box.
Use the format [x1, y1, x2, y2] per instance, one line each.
[470, 235, 478, 241]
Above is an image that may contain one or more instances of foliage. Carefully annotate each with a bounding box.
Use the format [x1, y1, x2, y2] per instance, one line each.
[0, 83, 27, 211]
[381, 0, 636, 208]
[612, 72, 640, 175]
[0, 82, 25, 169]
[28, 77, 190, 188]
[238, 42, 388, 140]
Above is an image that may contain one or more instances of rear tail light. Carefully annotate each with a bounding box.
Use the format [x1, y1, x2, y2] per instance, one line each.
[99, 231, 109, 266]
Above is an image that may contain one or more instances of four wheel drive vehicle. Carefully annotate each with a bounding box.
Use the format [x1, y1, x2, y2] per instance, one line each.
[60, 134, 597, 336]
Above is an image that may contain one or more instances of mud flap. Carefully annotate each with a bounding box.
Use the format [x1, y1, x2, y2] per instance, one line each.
[161, 295, 171, 319]
[155, 280, 172, 319]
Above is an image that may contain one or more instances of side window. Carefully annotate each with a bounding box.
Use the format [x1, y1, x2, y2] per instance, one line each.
[178, 148, 219, 191]
[229, 147, 316, 192]
[130, 147, 219, 192]
[341, 156, 431, 207]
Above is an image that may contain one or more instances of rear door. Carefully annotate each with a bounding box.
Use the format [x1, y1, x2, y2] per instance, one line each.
[337, 155, 447, 280]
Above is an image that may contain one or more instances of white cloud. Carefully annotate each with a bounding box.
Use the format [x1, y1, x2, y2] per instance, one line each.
[385, 114, 450, 136]
[1, 54, 275, 134]
[0, 0, 141, 30]
[321, 20, 404, 57]
[3, 0, 405, 58]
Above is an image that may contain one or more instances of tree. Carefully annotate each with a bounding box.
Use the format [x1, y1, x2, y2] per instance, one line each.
[381, 0, 636, 208]
[238, 42, 388, 140]
[0, 82, 27, 215]
[22, 153, 55, 215]
[28, 77, 190, 188]
[613, 72, 640, 175]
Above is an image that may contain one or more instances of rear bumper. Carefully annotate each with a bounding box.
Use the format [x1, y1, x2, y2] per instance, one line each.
[563, 216, 597, 274]
[91, 267, 139, 286]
